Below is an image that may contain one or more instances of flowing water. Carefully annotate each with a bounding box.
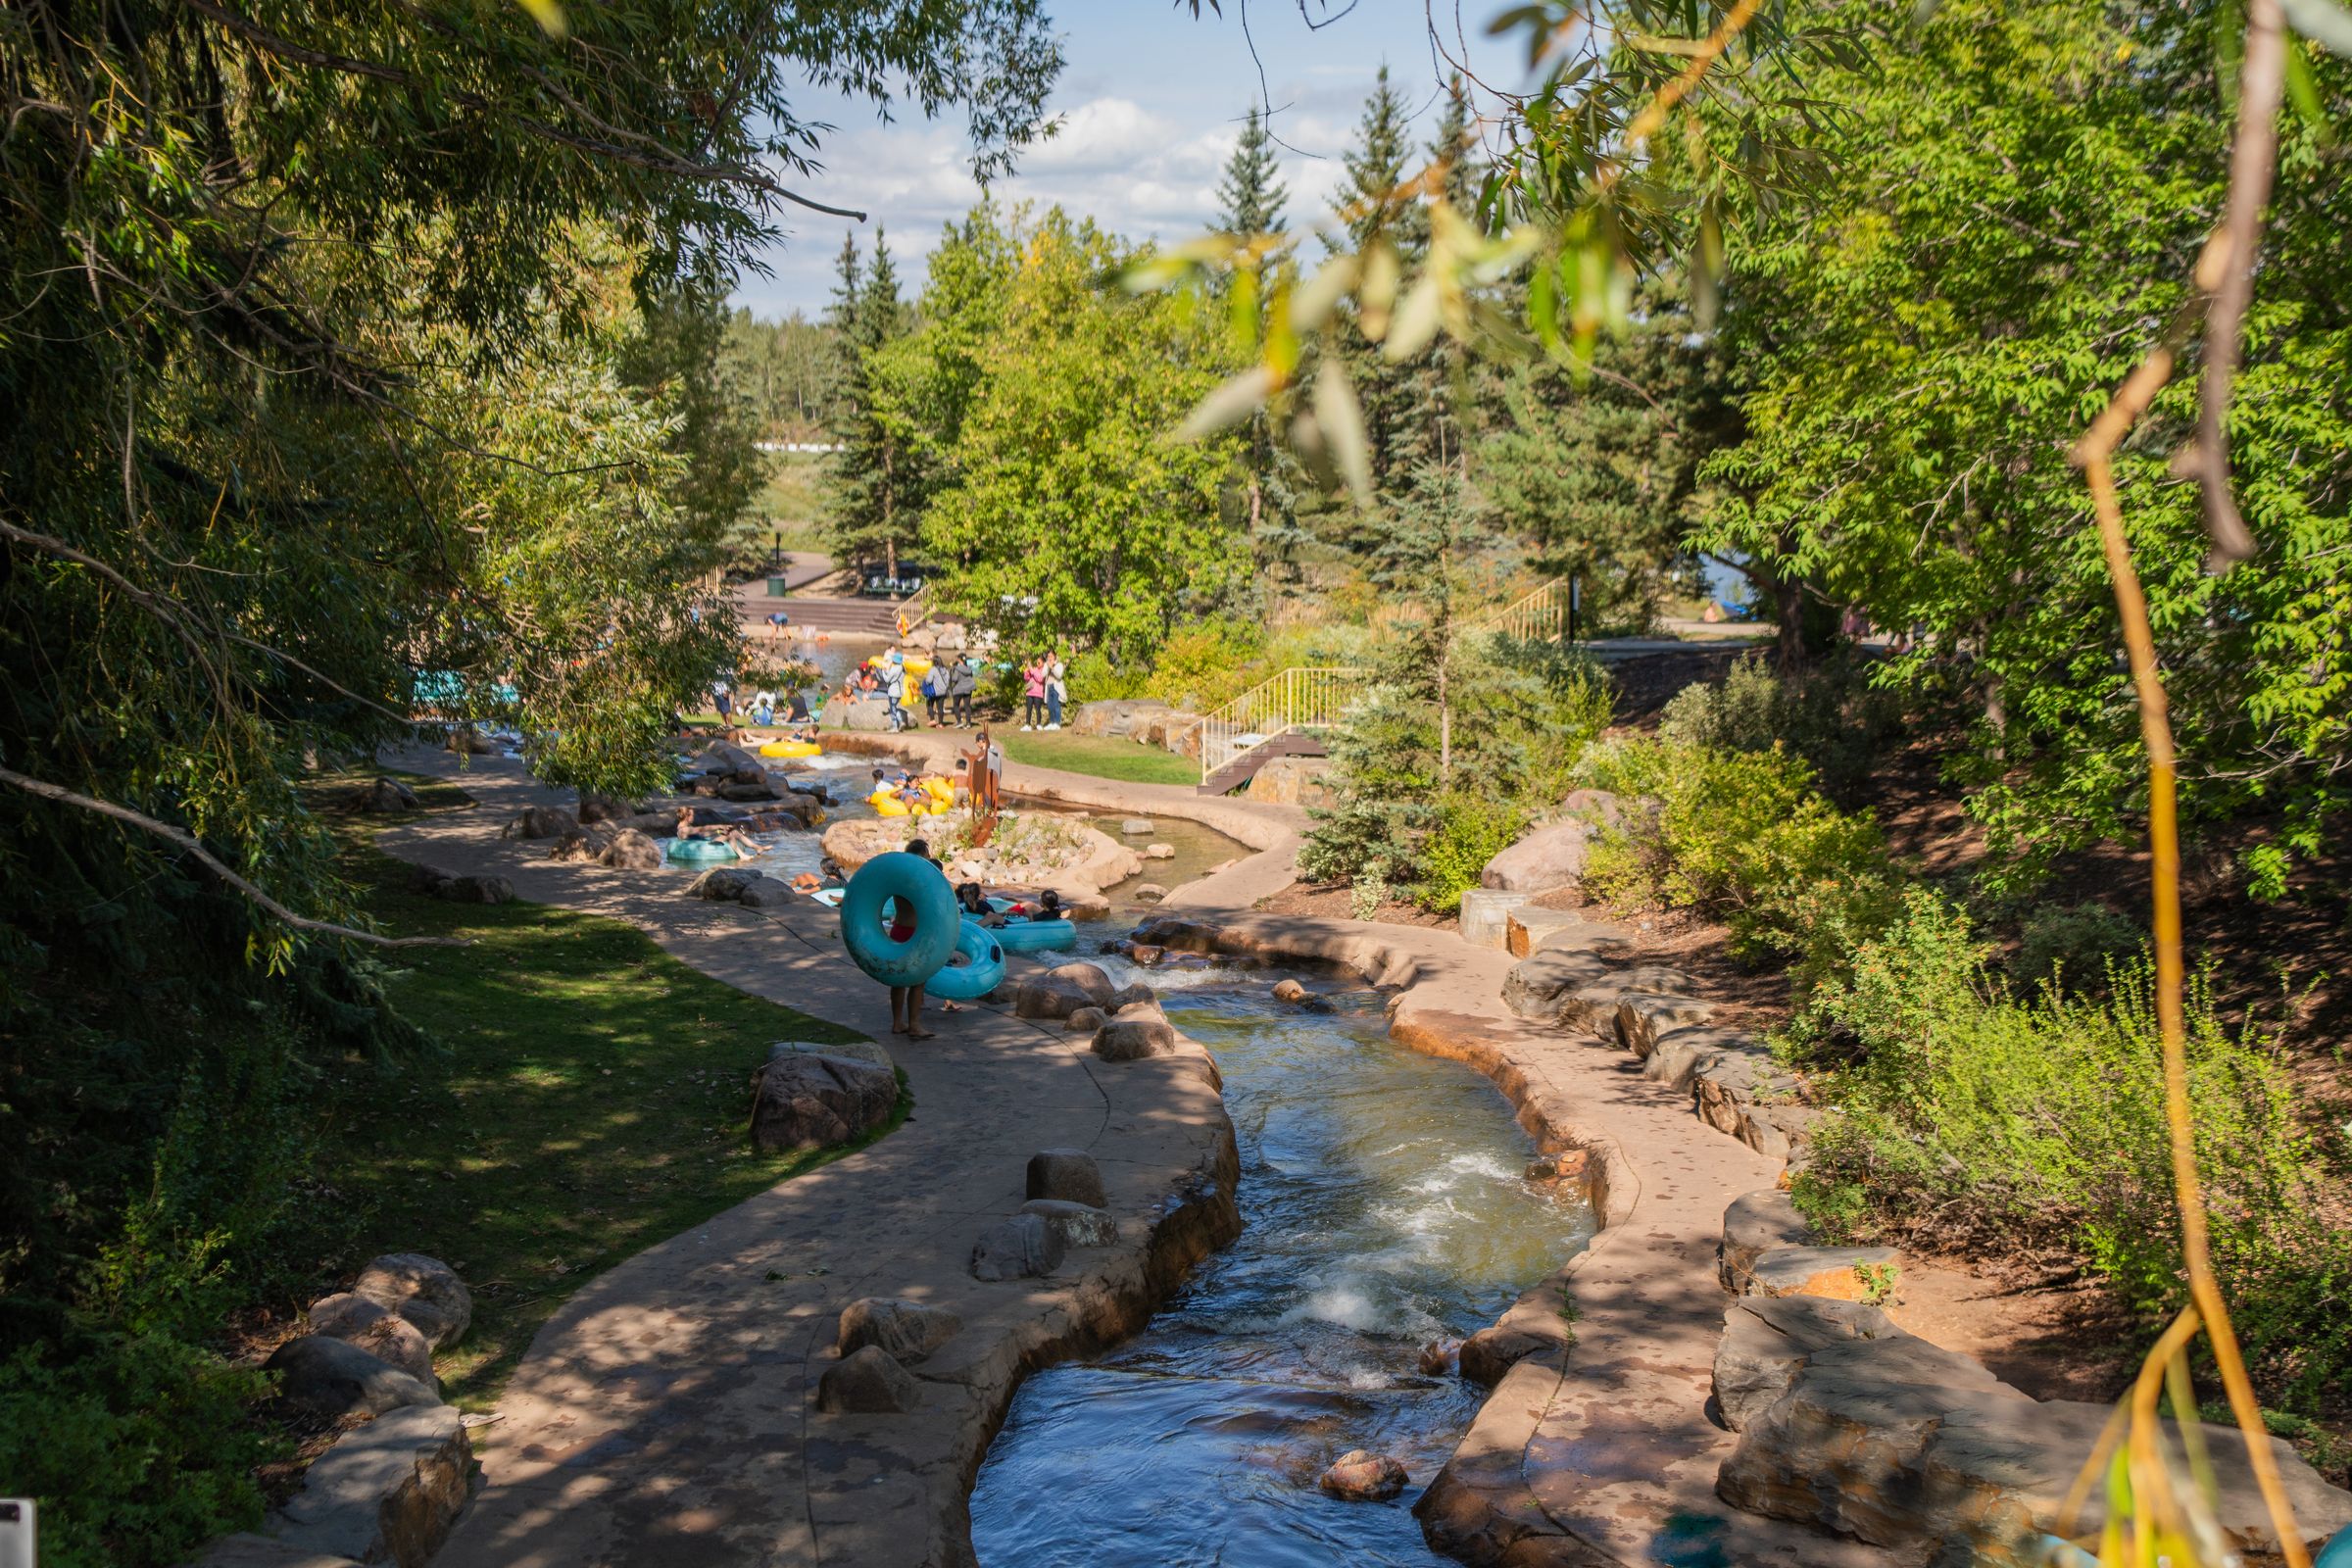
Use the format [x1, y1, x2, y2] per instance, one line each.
[968, 959, 1595, 1567]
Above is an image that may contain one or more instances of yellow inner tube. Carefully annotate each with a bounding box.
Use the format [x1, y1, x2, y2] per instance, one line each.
[901, 656, 933, 681]
[760, 738, 821, 759]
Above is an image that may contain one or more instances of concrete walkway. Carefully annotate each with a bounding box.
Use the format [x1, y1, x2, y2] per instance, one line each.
[1127, 910, 1891, 1567]
[377, 751, 1239, 1568]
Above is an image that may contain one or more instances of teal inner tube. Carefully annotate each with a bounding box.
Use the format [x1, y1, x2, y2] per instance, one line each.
[2318, 1524, 2352, 1568]
[925, 918, 1005, 1002]
[993, 918, 1076, 954]
[666, 836, 738, 862]
[839, 852, 958, 988]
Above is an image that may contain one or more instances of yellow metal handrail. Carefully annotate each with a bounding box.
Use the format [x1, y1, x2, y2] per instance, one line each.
[1469, 580, 1566, 643]
[1197, 665, 1363, 785]
[894, 581, 933, 640]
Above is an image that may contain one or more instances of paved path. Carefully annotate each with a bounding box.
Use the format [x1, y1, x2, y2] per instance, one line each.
[1128, 910, 1890, 1567]
[380, 751, 1237, 1568]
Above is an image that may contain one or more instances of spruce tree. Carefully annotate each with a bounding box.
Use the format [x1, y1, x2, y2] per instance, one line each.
[828, 228, 917, 579]
[1216, 105, 1289, 235]
[1327, 66, 1423, 512]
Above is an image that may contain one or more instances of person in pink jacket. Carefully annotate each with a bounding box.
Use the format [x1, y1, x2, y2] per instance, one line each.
[1020, 658, 1047, 730]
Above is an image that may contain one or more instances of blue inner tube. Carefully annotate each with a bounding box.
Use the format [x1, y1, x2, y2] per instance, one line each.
[925, 919, 1005, 1002]
[993, 918, 1076, 954]
[839, 852, 958, 987]
[666, 836, 738, 862]
[2318, 1524, 2352, 1568]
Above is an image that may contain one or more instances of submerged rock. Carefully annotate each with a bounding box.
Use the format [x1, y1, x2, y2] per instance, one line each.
[1318, 1449, 1408, 1501]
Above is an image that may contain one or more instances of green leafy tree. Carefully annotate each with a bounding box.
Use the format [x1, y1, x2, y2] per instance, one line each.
[1697, 0, 2352, 889]
[920, 213, 1245, 662]
[0, 0, 1059, 1555]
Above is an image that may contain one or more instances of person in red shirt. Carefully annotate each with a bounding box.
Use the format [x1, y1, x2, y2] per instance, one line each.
[888, 838, 942, 1038]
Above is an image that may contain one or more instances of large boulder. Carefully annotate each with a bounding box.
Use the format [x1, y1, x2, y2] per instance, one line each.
[1614, 992, 1717, 1056]
[549, 825, 618, 863]
[352, 1252, 472, 1348]
[1246, 757, 1334, 808]
[1012, 962, 1116, 1021]
[357, 777, 420, 814]
[835, 1298, 961, 1363]
[751, 1053, 897, 1152]
[1022, 1199, 1118, 1249]
[267, 1404, 471, 1568]
[319, 1307, 436, 1387]
[685, 866, 767, 903]
[969, 1212, 1065, 1282]
[1025, 1148, 1107, 1207]
[266, 1334, 440, 1418]
[599, 829, 663, 870]
[436, 873, 513, 906]
[1093, 1008, 1179, 1061]
[737, 879, 803, 910]
[1499, 950, 1617, 1023]
[1718, 1329, 2352, 1563]
[1712, 1295, 1900, 1432]
[1067, 698, 1174, 739]
[816, 1345, 920, 1414]
[501, 806, 579, 841]
[1480, 818, 1593, 894]
[1718, 1190, 1814, 1294]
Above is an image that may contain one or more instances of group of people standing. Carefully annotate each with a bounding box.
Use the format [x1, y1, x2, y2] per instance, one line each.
[1020, 652, 1068, 731]
[918, 653, 980, 729]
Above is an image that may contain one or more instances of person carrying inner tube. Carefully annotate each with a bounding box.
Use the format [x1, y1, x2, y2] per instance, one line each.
[887, 838, 944, 1038]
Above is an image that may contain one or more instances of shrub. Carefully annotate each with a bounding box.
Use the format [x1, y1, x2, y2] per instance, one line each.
[1578, 737, 1897, 983]
[1657, 651, 1897, 801]
[1417, 793, 1527, 913]
[1141, 616, 1267, 712]
[1788, 890, 2352, 1404]
[1063, 648, 1146, 704]
[0, 1332, 278, 1568]
[2011, 901, 2143, 992]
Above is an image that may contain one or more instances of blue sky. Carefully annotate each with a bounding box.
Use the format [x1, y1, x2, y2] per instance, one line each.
[729, 1, 1491, 320]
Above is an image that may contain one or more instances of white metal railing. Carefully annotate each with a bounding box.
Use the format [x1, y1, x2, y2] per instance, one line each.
[1197, 665, 1363, 784]
[1470, 580, 1566, 643]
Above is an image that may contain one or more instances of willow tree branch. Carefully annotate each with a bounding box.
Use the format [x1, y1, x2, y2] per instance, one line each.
[0, 766, 466, 949]
[176, 0, 867, 219]
[2186, 0, 2285, 570]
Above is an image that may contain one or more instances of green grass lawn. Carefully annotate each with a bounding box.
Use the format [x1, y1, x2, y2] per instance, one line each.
[315, 835, 889, 1407]
[1000, 730, 1200, 786]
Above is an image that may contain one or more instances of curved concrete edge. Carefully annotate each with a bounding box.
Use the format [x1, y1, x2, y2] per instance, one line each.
[370, 750, 1247, 1568]
[826, 1060, 1244, 1568]
[1126, 909, 1887, 1568]
[801, 730, 1304, 912]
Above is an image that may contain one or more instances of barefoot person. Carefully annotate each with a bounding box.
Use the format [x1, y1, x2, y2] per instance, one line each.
[887, 838, 946, 1039]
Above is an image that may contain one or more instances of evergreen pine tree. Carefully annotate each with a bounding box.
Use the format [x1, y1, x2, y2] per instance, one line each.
[828, 227, 917, 579]
[1216, 105, 1289, 235]
[1327, 66, 1424, 513]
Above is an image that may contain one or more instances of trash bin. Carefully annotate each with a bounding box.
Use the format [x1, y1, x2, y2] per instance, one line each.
[766, 576, 788, 596]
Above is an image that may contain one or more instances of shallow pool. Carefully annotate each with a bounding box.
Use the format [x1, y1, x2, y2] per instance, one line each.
[967, 962, 1594, 1566]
